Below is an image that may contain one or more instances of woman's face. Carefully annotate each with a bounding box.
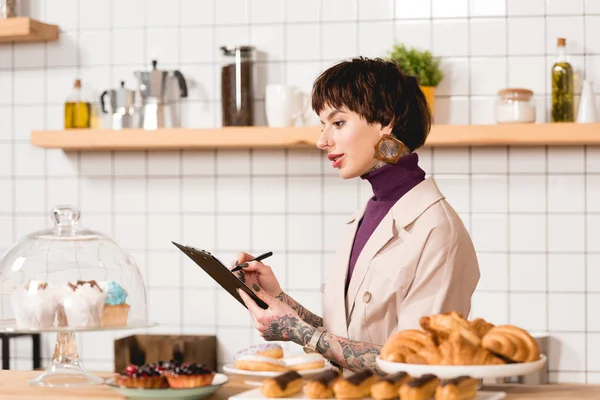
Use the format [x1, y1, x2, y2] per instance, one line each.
[317, 105, 392, 179]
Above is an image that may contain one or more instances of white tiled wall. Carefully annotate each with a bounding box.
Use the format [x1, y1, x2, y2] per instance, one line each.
[1, 0, 599, 384]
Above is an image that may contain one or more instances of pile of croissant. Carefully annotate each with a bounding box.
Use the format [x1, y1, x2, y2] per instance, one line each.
[380, 311, 541, 366]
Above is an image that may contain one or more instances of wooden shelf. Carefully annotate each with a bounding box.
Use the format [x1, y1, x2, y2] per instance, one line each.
[30, 123, 600, 151]
[0, 17, 59, 43]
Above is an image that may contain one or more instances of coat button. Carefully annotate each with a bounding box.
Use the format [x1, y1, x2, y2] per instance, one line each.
[363, 291, 372, 303]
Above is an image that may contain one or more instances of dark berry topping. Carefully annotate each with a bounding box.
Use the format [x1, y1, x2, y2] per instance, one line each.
[171, 363, 213, 376]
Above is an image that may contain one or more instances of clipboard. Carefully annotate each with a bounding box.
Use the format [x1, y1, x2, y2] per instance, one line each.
[172, 242, 269, 310]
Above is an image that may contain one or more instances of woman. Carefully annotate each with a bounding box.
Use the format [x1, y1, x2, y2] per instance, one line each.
[234, 57, 480, 373]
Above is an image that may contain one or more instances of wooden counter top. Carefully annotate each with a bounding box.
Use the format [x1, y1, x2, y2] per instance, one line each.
[0, 370, 599, 399]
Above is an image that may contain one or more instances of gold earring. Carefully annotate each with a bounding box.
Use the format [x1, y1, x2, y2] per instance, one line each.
[374, 134, 407, 164]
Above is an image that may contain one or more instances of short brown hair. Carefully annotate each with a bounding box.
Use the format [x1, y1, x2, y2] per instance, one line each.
[311, 57, 431, 152]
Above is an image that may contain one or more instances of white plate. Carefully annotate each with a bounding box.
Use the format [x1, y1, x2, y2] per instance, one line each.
[223, 364, 331, 378]
[105, 373, 228, 400]
[230, 387, 506, 400]
[376, 354, 547, 379]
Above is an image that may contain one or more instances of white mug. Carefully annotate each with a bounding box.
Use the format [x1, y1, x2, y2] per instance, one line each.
[265, 84, 309, 127]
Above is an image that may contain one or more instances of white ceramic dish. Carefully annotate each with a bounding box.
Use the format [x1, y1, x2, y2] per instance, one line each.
[376, 354, 547, 379]
[105, 372, 228, 400]
[230, 387, 506, 400]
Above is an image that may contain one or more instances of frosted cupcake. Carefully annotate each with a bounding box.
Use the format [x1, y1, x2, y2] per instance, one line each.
[99, 281, 130, 327]
[62, 280, 106, 328]
[11, 280, 59, 329]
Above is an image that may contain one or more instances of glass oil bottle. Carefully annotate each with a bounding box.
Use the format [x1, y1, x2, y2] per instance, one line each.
[64, 79, 92, 129]
[551, 37, 574, 122]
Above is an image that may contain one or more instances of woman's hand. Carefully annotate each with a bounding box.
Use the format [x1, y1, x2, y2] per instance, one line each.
[231, 252, 282, 298]
[238, 289, 315, 345]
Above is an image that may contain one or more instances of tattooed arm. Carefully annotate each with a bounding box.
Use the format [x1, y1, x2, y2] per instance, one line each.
[262, 314, 380, 372]
[275, 292, 323, 328]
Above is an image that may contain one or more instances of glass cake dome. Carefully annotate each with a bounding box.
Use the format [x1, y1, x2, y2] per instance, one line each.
[0, 205, 152, 387]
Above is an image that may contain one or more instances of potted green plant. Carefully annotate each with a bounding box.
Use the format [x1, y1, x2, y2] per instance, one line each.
[386, 44, 444, 114]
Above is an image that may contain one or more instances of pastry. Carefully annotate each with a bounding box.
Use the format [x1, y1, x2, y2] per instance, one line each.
[234, 355, 289, 372]
[469, 318, 494, 338]
[420, 312, 481, 347]
[115, 364, 168, 388]
[284, 354, 325, 371]
[11, 280, 59, 329]
[62, 280, 106, 327]
[235, 343, 284, 359]
[332, 370, 378, 399]
[435, 376, 478, 400]
[99, 281, 130, 327]
[399, 374, 440, 400]
[304, 370, 341, 399]
[261, 371, 303, 398]
[413, 332, 504, 366]
[164, 362, 215, 388]
[380, 330, 437, 363]
[481, 325, 540, 363]
[370, 372, 410, 399]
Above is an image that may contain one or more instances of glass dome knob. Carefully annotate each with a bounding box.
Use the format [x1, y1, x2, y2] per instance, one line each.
[52, 205, 80, 227]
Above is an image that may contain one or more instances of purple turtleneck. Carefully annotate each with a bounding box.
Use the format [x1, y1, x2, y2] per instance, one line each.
[345, 153, 426, 294]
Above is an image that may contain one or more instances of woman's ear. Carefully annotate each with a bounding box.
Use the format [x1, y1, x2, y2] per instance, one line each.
[379, 123, 393, 138]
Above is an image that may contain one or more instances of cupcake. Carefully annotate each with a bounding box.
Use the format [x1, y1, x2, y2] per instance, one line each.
[61, 280, 106, 328]
[115, 364, 168, 389]
[99, 281, 130, 327]
[164, 363, 215, 388]
[11, 280, 59, 329]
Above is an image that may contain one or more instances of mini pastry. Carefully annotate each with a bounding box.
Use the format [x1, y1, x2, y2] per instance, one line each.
[234, 355, 289, 372]
[469, 318, 494, 338]
[380, 330, 437, 362]
[435, 376, 478, 400]
[284, 353, 325, 371]
[481, 325, 540, 363]
[164, 362, 215, 388]
[261, 371, 303, 398]
[332, 370, 378, 399]
[420, 312, 481, 347]
[115, 364, 168, 388]
[235, 343, 284, 359]
[399, 374, 440, 400]
[99, 281, 130, 327]
[11, 280, 59, 329]
[370, 372, 410, 399]
[304, 370, 341, 399]
[61, 280, 106, 327]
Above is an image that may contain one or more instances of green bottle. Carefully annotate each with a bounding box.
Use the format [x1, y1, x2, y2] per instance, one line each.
[551, 37, 574, 122]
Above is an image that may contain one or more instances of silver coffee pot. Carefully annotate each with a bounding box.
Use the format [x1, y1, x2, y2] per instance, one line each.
[100, 81, 138, 130]
[134, 60, 188, 130]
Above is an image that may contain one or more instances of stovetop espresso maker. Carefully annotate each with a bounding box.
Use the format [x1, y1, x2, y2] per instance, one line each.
[134, 60, 188, 129]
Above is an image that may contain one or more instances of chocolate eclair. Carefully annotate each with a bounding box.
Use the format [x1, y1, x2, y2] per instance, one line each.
[370, 372, 411, 399]
[261, 371, 303, 398]
[399, 374, 440, 400]
[332, 370, 378, 399]
[304, 370, 341, 399]
[436, 376, 478, 400]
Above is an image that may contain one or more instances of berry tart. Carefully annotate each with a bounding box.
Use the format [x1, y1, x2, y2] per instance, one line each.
[164, 363, 215, 389]
[115, 363, 168, 388]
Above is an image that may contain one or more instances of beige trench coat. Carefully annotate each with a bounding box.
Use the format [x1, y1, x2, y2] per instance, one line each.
[322, 177, 480, 346]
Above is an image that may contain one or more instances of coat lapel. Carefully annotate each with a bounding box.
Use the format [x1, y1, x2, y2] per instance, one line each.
[325, 206, 364, 338]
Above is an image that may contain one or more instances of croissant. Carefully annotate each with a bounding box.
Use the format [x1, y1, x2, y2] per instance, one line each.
[411, 333, 504, 366]
[469, 318, 494, 338]
[380, 330, 437, 363]
[481, 325, 540, 363]
[420, 311, 482, 347]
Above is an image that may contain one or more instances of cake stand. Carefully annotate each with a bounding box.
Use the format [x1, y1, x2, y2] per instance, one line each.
[0, 320, 157, 387]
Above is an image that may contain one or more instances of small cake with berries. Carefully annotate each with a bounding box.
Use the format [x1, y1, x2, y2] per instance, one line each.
[164, 363, 215, 388]
[115, 364, 168, 388]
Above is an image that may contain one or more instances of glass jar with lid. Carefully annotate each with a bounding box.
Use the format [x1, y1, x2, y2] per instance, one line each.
[0, 205, 151, 387]
[220, 45, 256, 127]
[495, 88, 536, 124]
